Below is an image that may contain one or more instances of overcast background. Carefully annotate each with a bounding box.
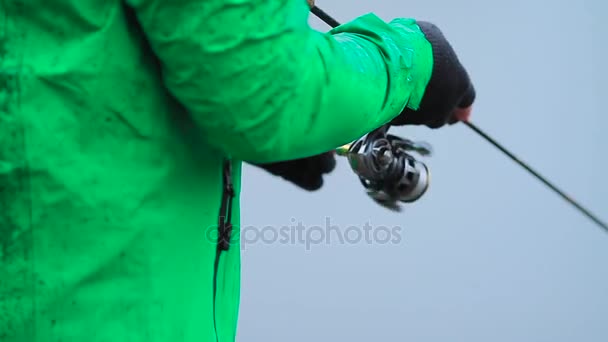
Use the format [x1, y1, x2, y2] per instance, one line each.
[236, 0, 608, 341]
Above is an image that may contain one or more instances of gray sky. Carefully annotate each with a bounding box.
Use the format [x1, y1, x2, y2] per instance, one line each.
[237, 0, 608, 341]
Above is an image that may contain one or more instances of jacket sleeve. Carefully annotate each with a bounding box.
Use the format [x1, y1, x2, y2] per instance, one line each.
[125, 0, 433, 163]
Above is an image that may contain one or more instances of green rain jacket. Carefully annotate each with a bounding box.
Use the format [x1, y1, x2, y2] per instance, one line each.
[0, 0, 433, 341]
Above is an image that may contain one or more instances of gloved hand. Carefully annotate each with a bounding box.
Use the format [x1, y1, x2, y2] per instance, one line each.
[251, 152, 336, 191]
[391, 21, 476, 128]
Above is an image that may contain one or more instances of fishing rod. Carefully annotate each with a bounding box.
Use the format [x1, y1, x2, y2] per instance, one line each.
[309, 4, 608, 233]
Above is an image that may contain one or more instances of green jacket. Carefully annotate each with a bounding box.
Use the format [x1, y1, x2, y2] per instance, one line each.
[0, 0, 432, 341]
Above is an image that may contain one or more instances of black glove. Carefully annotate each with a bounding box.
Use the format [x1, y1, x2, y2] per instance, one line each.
[251, 152, 336, 191]
[391, 21, 476, 128]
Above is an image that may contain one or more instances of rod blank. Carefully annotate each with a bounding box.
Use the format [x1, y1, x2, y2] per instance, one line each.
[463, 121, 608, 233]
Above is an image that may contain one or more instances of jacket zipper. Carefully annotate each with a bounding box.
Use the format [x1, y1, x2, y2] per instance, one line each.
[213, 159, 234, 342]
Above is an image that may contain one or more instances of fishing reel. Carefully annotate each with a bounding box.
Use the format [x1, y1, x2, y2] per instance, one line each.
[336, 125, 433, 211]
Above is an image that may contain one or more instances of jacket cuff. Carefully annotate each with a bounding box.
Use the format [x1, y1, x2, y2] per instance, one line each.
[388, 18, 434, 111]
[327, 14, 434, 119]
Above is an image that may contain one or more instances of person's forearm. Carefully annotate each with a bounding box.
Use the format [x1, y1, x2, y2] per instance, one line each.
[127, 0, 433, 163]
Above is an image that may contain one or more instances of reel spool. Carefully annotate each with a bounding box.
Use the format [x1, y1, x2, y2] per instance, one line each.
[336, 125, 432, 210]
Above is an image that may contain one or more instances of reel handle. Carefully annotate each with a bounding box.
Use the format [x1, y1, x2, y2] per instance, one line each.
[335, 125, 432, 210]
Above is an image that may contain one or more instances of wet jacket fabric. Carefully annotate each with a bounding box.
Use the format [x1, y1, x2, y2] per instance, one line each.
[0, 0, 433, 341]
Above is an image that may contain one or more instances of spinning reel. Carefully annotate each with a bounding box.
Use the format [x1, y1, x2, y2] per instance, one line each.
[336, 125, 433, 211]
